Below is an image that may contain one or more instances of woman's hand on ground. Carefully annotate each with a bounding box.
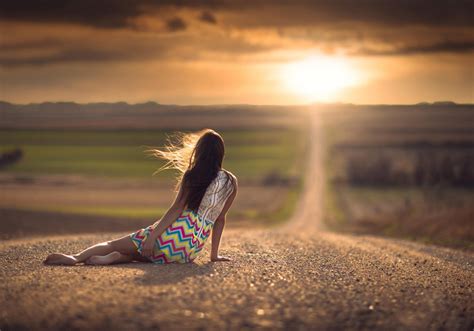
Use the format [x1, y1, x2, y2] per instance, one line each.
[141, 235, 156, 257]
[211, 255, 231, 262]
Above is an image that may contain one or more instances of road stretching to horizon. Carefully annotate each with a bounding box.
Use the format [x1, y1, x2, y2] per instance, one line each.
[1, 112, 472, 330]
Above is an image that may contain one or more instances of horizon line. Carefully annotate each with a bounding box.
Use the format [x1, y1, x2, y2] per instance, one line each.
[1, 100, 473, 108]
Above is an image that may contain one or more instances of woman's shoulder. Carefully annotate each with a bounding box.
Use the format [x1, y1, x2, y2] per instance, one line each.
[220, 169, 238, 189]
[220, 168, 236, 179]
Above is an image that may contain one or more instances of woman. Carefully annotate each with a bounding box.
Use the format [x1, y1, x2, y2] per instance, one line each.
[44, 129, 238, 265]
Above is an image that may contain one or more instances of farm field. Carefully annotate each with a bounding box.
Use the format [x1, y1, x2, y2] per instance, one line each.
[320, 104, 474, 249]
[0, 129, 305, 180]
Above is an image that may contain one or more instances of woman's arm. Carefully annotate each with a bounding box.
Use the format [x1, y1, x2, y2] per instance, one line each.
[141, 184, 186, 257]
[211, 178, 238, 262]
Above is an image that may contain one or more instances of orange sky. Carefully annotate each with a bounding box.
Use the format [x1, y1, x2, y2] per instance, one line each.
[1, 1, 473, 105]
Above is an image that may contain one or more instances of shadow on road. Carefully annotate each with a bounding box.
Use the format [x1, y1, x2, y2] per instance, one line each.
[106, 261, 217, 285]
[43, 260, 216, 285]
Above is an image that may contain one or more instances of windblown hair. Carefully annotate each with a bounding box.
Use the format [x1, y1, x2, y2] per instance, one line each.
[147, 129, 234, 212]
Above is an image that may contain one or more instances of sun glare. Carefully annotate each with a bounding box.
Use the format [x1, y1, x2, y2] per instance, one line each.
[281, 55, 361, 102]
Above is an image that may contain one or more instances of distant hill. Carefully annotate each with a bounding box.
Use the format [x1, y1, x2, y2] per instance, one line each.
[0, 101, 163, 112]
[432, 101, 459, 106]
[0, 101, 471, 130]
[0, 101, 310, 130]
[416, 101, 460, 106]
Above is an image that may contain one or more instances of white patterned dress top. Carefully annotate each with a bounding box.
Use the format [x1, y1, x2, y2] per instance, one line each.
[197, 170, 235, 223]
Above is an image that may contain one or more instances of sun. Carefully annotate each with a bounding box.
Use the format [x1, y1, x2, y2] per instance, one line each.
[280, 55, 360, 102]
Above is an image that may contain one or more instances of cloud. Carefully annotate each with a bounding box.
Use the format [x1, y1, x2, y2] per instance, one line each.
[1, 49, 120, 66]
[166, 17, 187, 31]
[199, 11, 217, 24]
[354, 40, 474, 56]
[0, 25, 275, 67]
[0, 37, 61, 51]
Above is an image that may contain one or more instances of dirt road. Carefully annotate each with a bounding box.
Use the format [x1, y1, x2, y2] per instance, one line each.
[1, 112, 473, 330]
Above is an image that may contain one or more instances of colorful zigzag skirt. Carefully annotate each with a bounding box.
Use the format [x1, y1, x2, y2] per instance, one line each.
[129, 209, 214, 264]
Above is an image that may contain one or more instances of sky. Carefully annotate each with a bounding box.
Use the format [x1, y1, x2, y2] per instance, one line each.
[1, 0, 473, 105]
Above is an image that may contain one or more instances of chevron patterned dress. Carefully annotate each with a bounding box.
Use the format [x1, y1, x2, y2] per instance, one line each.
[129, 170, 234, 264]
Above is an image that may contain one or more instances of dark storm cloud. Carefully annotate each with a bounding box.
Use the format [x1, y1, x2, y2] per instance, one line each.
[0, 38, 61, 51]
[0, 0, 143, 28]
[166, 17, 187, 31]
[0, 41, 169, 67]
[248, 0, 474, 28]
[0, 49, 127, 66]
[199, 11, 217, 24]
[1, 0, 472, 28]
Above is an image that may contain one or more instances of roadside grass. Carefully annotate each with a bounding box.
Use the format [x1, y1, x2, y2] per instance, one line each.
[7, 205, 169, 219]
[248, 179, 303, 226]
[321, 107, 474, 249]
[342, 187, 474, 250]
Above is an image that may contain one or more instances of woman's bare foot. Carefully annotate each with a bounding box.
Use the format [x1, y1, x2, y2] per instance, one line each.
[43, 253, 78, 265]
[85, 251, 125, 265]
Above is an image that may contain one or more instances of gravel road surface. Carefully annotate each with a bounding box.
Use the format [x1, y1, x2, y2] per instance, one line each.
[1, 113, 472, 330]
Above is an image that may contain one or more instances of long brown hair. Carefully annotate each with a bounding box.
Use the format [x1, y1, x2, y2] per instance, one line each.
[148, 129, 234, 212]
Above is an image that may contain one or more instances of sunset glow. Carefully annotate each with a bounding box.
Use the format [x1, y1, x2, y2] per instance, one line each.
[280, 55, 361, 102]
[0, 1, 472, 104]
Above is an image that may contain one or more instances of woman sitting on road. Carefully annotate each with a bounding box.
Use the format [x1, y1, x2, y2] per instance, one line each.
[44, 129, 238, 265]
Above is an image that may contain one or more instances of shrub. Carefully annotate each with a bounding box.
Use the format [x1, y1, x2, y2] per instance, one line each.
[346, 151, 474, 187]
[414, 152, 474, 187]
[0, 148, 23, 169]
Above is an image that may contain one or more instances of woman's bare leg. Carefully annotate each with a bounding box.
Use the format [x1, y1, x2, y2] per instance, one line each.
[85, 251, 135, 265]
[44, 234, 140, 265]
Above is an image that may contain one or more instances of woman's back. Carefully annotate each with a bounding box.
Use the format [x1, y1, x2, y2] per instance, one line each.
[197, 169, 235, 222]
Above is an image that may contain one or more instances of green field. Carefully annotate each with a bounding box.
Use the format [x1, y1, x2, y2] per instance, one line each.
[0, 129, 306, 180]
